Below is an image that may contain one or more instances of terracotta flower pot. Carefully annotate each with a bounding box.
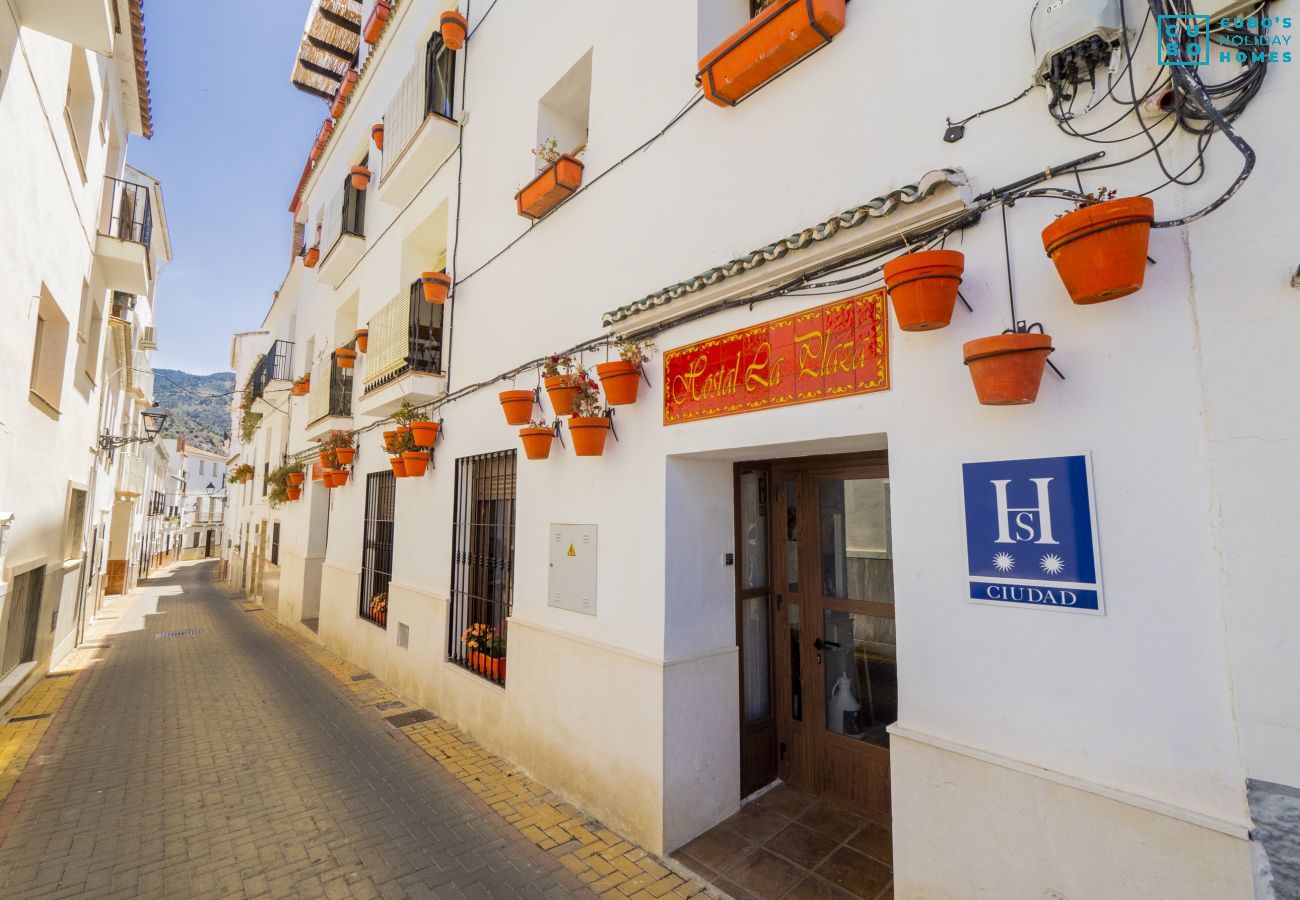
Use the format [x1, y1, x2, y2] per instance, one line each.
[319, 449, 332, 468]
[1042, 197, 1154, 304]
[335, 348, 357, 369]
[355, 329, 368, 353]
[519, 426, 554, 460]
[595, 360, 641, 406]
[440, 11, 468, 50]
[390, 456, 408, 477]
[516, 155, 583, 220]
[962, 332, 1054, 406]
[371, 123, 385, 151]
[468, 652, 504, 680]
[350, 165, 371, 190]
[882, 249, 965, 331]
[287, 472, 305, 487]
[382, 430, 397, 453]
[403, 450, 430, 477]
[363, 0, 391, 44]
[544, 375, 579, 416]
[568, 417, 611, 457]
[410, 421, 439, 448]
[330, 69, 358, 119]
[286, 486, 302, 501]
[420, 271, 451, 304]
[334, 446, 356, 466]
[304, 246, 320, 268]
[324, 468, 346, 488]
[498, 390, 535, 425]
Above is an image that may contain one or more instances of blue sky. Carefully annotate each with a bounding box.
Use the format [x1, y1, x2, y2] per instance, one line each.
[128, 2, 323, 375]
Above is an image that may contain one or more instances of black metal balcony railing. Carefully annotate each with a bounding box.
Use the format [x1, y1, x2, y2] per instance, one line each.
[101, 176, 153, 246]
[308, 351, 354, 424]
[250, 340, 295, 401]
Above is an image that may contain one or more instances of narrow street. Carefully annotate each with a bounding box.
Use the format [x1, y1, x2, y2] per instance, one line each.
[0, 562, 585, 899]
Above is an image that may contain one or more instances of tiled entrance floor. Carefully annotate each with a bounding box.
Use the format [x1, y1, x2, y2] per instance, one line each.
[671, 785, 892, 900]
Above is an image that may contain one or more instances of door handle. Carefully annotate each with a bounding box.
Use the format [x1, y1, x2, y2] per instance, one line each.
[813, 638, 840, 650]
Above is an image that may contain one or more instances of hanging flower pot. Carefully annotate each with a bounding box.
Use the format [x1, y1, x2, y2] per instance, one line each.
[324, 468, 347, 488]
[595, 361, 641, 406]
[403, 450, 430, 477]
[350, 165, 371, 190]
[1042, 196, 1154, 304]
[288, 471, 306, 488]
[519, 425, 555, 460]
[286, 486, 302, 501]
[440, 11, 468, 50]
[516, 155, 584, 220]
[410, 421, 439, 448]
[335, 347, 357, 369]
[390, 456, 408, 477]
[396, 424, 410, 438]
[334, 446, 356, 466]
[304, 246, 320, 268]
[544, 375, 579, 416]
[319, 449, 332, 468]
[420, 271, 451, 304]
[382, 430, 397, 453]
[962, 331, 1054, 406]
[569, 417, 612, 457]
[363, 0, 391, 44]
[330, 69, 358, 119]
[371, 123, 384, 151]
[499, 390, 535, 425]
[882, 249, 965, 331]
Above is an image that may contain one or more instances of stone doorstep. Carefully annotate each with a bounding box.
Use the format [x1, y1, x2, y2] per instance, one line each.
[244, 606, 716, 899]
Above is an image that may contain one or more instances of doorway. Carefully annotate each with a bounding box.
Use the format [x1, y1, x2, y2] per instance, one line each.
[736, 452, 895, 817]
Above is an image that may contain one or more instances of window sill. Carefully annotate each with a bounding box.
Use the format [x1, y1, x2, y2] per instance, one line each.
[28, 390, 61, 417]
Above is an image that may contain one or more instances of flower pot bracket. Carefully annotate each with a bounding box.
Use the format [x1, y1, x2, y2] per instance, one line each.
[971, 321, 1065, 380]
[1043, 214, 1156, 256]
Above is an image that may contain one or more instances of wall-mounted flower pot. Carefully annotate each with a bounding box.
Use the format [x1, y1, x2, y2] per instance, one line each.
[396, 424, 411, 438]
[410, 421, 439, 448]
[355, 328, 369, 353]
[371, 123, 384, 151]
[324, 468, 349, 488]
[962, 332, 1054, 406]
[595, 361, 641, 406]
[882, 249, 965, 331]
[286, 486, 302, 501]
[350, 165, 371, 190]
[330, 69, 358, 119]
[1042, 197, 1154, 304]
[363, 0, 391, 44]
[420, 271, 451, 304]
[516, 155, 584, 220]
[697, 0, 847, 107]
[390, 456, 408, 477]
[318, 449, 332, 468]
[403, 450, 430, 477]
[519, 426, 554, 460]
[382, 430, 397, 453]
[468, 652, 504, 680]
[311, 119, 334, 162]
[287, 472, 305, 488]
[544, 375, 579, 416]
[441, 11, 468, 50]
[569, 417, 611, 457]
[335, 347, 357, 369]
[304, 247, 320, 268]
[499, 390, 535, 425]
[334, 447, 356, 466]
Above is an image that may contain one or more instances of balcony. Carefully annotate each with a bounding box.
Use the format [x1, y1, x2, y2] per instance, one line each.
[318, 177, 366, 288]
[305, 352, 354, 442]
[15, 0, 114, 54]
[115, 451, 146, 498]
[95, 177, 153, 295]
[377, 43, 458, 208]
[250, 340, 295, 415]
[357, 282, 446, 416]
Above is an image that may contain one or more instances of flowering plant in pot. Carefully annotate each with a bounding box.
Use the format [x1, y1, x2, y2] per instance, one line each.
[387, 428, 428, 477]
[567, 371, 612, 457]
[517, 139, 585, 221]
[596, 336, 655, 406]
[962, 323, 1055, 406]
[230, 463, 254, 484]
[268, 462, 305, 509]
[1042, 187, 1154, 304]
[519, 420, 556, 460]
[460, 624, 505, 679]
[498, 386, 536, 425]
[393, 400, 439, 449]
[542, 353, 579, 415]
[882, 248, 965, 331]
[321, 429, 356, 467]
[367, 591, 388, 627]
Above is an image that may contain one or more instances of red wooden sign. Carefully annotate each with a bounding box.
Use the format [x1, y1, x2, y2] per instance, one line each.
[663, 290, 889, 425]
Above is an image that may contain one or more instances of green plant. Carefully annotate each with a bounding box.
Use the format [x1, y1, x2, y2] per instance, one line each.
[266, 461, 303, 509]
[240, 411, 262, 444]
[322, 429, 354, 452]
[615, 336, 656, 368]
[392, 400, 422, 425]
[541, 353, 575, 378]
[1058, 186, 1119, 217]
[532, 137, 584, 167]
[391, 428, 417, 454]
[526, 420, 551, 429]
[569, 367, 605, 418]
[461, 623, 506, 658]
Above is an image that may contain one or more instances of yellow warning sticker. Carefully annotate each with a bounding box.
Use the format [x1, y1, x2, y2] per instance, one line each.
[567, 544, 576, 557]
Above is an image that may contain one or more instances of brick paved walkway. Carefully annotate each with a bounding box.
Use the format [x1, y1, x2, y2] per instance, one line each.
[0, 561, 589, 899]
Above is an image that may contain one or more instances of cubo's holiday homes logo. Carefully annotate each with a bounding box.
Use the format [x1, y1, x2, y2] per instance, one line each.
[1159, 14, 1293, 66]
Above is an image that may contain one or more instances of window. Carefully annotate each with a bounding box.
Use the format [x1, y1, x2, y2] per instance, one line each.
[359, 471, 395, 628]
[198, 460, 206, 475]
[64, 50, 95, 180]
[262, 463, 269, 497]
[342, 159, 366, 237]
[1, 567, 45, 678]
[447, 451, 516, 685]
[269, 523, 280, 566]
[64, 489, 88, 559]
[30, 287, 70, 412]
[536, 51, 592, 173]
[75, 281, 103, 382]
[425, 32, 455, 120]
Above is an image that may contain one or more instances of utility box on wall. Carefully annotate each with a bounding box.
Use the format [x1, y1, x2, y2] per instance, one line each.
[549, 524, 597, 616]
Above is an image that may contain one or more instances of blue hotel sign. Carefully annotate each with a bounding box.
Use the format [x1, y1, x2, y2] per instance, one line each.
[962, 454, 1104, 614]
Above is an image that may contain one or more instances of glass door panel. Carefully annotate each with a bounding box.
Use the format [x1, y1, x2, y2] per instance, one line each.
[820, 609, 896, 748]
[818, 478, 892, 605]
[741, 594, 772, 723]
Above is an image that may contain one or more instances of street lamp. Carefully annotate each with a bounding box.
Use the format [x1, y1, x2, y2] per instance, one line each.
[98, 405, 170, 451]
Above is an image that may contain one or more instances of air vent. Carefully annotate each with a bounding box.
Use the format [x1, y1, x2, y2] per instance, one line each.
[397, 622, 409, 648]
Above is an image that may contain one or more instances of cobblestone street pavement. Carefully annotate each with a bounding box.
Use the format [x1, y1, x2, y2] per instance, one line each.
[0, 561, 591, 899]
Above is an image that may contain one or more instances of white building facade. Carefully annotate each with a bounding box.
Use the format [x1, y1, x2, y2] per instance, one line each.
[230, 1, 1300, 895]
[164, 438, 226, 561]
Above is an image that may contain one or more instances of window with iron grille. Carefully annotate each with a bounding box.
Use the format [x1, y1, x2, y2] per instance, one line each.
[426, 33, 455, 120]
[342, 159, 366, 238]
[360, 471, 395, 628]
[1, 567, 44, 679]
[447, 451, 516, 685]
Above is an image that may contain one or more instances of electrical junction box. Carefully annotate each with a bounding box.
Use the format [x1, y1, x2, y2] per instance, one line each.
[549, 524, 597, 616]
[1031, 0, 1125, 85]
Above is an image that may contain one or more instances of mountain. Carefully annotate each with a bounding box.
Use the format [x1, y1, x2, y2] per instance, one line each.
[152, 369, 235, 456]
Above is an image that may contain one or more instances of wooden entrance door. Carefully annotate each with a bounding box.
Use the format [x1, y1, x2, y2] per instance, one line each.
[741, 454, 895, 817]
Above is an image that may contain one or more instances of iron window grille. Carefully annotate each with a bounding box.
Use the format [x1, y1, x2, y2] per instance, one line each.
[100, 176, 153, 246]
[426, 33, 455, 120]
[360, 471, 396, 629]
[1, 567, 44, 679]
[447, 451, 516, 686]
[250, 340, 295, 401]
[308, 352, 354, 425]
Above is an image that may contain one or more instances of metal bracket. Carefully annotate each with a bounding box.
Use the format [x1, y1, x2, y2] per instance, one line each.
[607, 407, 619, 443]
[956, 289, 974, 313]
[554, 419, 565, 449]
